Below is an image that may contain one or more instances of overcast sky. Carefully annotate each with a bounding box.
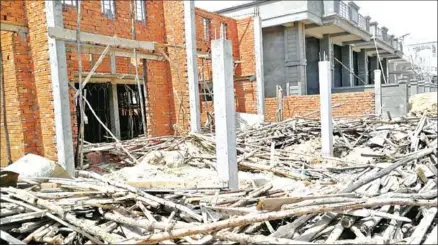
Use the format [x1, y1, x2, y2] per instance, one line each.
[194, 1, 437, 45]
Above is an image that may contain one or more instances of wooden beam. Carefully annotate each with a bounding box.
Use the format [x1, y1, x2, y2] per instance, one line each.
[0, 23, 28, 33]
[47, 26, 155, 51]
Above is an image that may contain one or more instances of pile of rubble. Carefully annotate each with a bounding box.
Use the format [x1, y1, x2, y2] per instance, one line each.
[1, 115, 437, 244]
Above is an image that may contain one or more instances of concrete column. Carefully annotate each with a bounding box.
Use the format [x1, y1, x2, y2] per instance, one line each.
[45, 0, 74, 175]
[212, 39, 238, 189]
[253, 9, 265, 120]
[284, 22, 307, 95]
[425, 83, 431, 92]
[109, 54, 121, 139]
[184, 1, 201, 133]
[369, 56, 378, 84]
[318, 61, 333, 157]
[374, 70, 382, 116]
[410, 78, 418, 96]
[320, 34, 334, 87]
[357, 50, 368, 84]
[398, 78, 408, 115]
[341, 45, 354, 87]
[418, 81, 425, 93]
[380, 58, 388, 83]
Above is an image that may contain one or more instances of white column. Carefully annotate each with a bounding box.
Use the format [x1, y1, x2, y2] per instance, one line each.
[318, 61, 333, 157]
[45, 0, 74, 175]
[212, 39, 238, 189]
[374, 69, 382, 116]
[184, 1, 201, 133]
[253, 8, 265, 120]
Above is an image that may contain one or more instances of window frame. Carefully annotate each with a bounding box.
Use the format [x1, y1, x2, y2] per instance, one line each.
[202, 17, 211, 41]
[101, 0, 116, 19]
[62, 0, 78, 7]
[134, 0, 147, 23]
[221, 22, 228, 39]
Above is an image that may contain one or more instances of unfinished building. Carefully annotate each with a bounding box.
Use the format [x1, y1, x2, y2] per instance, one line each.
[1, 0, 437, 168]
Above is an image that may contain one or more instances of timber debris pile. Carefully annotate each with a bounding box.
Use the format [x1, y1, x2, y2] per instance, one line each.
[1, 115, 437, 244]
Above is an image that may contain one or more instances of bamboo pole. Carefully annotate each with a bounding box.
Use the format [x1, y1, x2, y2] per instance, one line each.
[76, 0, 85, 170]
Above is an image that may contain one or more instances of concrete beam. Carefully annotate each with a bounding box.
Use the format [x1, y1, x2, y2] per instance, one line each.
[343, 40, 366, 46]
[304, 23, 320, 29]
[184, 1, 201, 134]
[0, 23, 28, 33]
[318, 61, 333, 157]
[45, 0, 75, 175]
[329, 32, 351, 38]
[253, 9, 265, 120]
[47, 26, 155, 51]
[65, 43, 163, 61]
[212, 39, 238, 189]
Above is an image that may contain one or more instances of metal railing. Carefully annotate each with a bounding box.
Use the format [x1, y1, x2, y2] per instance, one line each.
[338, 1, 350, 20]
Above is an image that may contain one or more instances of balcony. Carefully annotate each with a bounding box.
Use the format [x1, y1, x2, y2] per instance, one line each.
[335, 1, 370, 32]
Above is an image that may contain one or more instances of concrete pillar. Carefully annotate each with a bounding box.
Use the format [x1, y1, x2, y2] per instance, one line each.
[109, 54, 121, 139]
[369, 56, 378, 84]
[253, 8, 265, 120]
[410, 78, 418, 96]
[320, 34, 334, 87]
[425, 83, 431, 92]
[374, 70, 382, 116]
[341, 45, 354, 87]
[45, 0, 74, 175]
[212, 39, 238, 189]
[418, 81, 425, 93]
[357, 50, 368, 84]
[284, 22, 307, 95]
[398, 78, 408, 115]
[184, 1, 201, 133]
[318, 61, 333, 157]
[380, 58, 388, 83]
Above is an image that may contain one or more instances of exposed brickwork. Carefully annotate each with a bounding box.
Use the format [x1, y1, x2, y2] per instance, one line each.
[265, 92, 375, 122]
[236, 17, 256, 77]
[0, 0, 27, 26]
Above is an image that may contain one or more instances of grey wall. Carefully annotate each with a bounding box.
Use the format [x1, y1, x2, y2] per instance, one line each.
[333, 44, 342, 87]
[285, 23, 307, 95]
[306, 37, 320, 95]
[381, 84, 407, 118]
[263, 26, 286, 98]
[308, 0, 324, 16]
[331, 85, 374, 93]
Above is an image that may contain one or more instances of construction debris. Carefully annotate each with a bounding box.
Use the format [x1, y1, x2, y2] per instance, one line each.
[1, 115, 437, 244]
[409, 92, 438, 116]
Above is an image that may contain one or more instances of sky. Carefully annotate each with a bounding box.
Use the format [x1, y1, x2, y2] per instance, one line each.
[194, 0, 438, 45]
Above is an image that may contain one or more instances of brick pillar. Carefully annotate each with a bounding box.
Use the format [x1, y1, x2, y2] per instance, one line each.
[163, 1, 190, 134]
[1, 31, 43, 166]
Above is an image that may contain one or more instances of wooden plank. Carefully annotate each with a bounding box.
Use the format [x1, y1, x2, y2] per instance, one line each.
[48, 27, 155, 51]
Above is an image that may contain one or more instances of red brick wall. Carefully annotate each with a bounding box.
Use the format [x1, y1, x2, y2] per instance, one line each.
[265, 92, 375, 121]
[0, 0, 27, 26]
[236, 17, 256, 77]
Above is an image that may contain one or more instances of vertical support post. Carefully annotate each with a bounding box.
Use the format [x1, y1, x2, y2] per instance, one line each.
[212, 39, 238, 189]
[410, 78, 418, 96]
[418, 81, 425, 93]
[369, 56, 378, 84]
[374, 69, 382, 116]
[184, 1, 201, 133]
[318, 61, 333, 157]
[109, 53, 121, 139]
[45, 0, 74, 175]
[253, 7, 265, 120]
[341, 45, 354, 87]
[320, 35, 334, 87]
[425, 83, 431, 92]
[398, 77, 408, 115]
[358, 50, 368, 84]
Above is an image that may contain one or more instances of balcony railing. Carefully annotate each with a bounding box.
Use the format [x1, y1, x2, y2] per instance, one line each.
[335, 1, 368, 32]
[358, 14, 367, 30]
[338, 1, 350, 20]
